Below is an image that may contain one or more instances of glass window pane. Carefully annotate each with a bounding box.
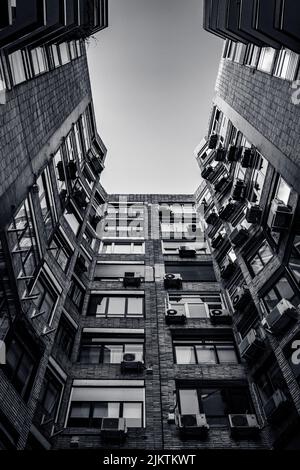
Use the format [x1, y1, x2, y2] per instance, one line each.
[196, 345, 216, 364]
[217, 345, 238, 364]
[107, 297, 126, 316]
[114, 244, 131, 254]
[9, 51, 26, 85]
[103, 345, 123, 363]
[95, 297, 106, 316]
[70, 403, 90, 418]
[80, 346, 100, 364]
[179, 389, 200, 415]
[124, 344, 144, 362]
[175, 346, 196, 364]
[188, 303, 208, 318]
[123, 403, 142, 427]
[127, 297, 143, 316]
[277, 178, 291, 204]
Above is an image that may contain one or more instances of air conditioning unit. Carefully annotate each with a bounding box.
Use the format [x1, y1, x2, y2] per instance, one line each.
[220, 258, 236, 280]
[75, 255, 87, 274]
[239, 329, 264, 361]
[68, 161, 77, 180]
[201, 166, 214, 180]
[263, 389, 288, 424]
[208, 134, 218, 149]
[229, 226, 249, 247]
[70, 436, 80, 448]
[265, 299, 298, 335]
[164, 274, 183, 289]
[123, 272, 141, 288]
[227, 145, 242, 162]
[267, 199, 293, 232]
[100, 418, 127, 441]
[232, 180, 247, 202]
[177, 414, 209, 437]
[219, 202, 238, 221]
[228, 414, 260, 438]
[57, 161, 66, 181]
[246, 204, 262, 224]
[90, 214, 101, 230]
[241, 148, 255, 168]
[121, 352, 143, 373]
[232, 287, 251, 311]
[165, 308, 186, 325]
[205, 212, 219, 225]
[211, 234, 225, 250]
[214, 148, 227, 162]
[73, 190, 87, 209]
[209, 308, 232, 325]
[179, 246, 197, 258]
[89, 155, 103, 175]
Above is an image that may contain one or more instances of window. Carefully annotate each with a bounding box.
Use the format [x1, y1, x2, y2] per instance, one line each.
[83, 228, 96, 250]
[31, 273, 58, 324]
[64, 204, 82, 236]
[37, 168, 57, 238]
[88, 295, 144, 318]
[78, 334, 144, 364]
[58, 43, 70, 65]
[8, 50, 28, 85]
[100, 242, 145, 254]
[174, 338, 239, 365]
[53, 148, 66, 193]
[255, 361, 286, 406]
[165, 264, 216, 282]
[289, 236, 300, 286]
[178, 386, 254, 426]
[257, 47, 276, 73]
[0, 57, 6, 91]
[249, 241, 273, 276]
[55, 315, 76, 359]
[74, 122, 84, 163]
[30, 47, 47, 76]
[67, 386, 145, 428]
[81, 112, 90, 152]
[162, 241, 208, 255]
[65, 131, 76, 162]
[8, 198, 39, 280]
[249, 153, 269, 204]
[49, 232, 72, 272]
[274, 49, 299, 81]
[68, 277, 85, 311]
[40, 370, 64, 422]
[245, 44, 260, 68]
[233, 43, 247, 64]
[276, 176, 291, 205]
[262, 276, 300, 313]
[49, 44, 61, 68]
[169, 294, 223, 318]
[4, 330, 39, 402]
[94, 263, 145, 280]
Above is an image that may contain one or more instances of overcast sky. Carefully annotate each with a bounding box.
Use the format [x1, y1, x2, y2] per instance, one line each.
[87, 0, 222, 194]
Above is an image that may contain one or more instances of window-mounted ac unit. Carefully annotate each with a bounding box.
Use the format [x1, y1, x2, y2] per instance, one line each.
[232, 287, 251, 311]
[179, 246, 197, 258]
[246, 204, 262, 224]
[89, 155, 104, 175]
[164, 274, 183, 289]
[90, 214, 101, 230]
[264, 299, 298, 335]
[73, 190, 87, 209]
[241, 148, 255, 168]
[70, 436, 80, 448]
[263, 389, 288, 424]
[219, 202, 238, 221]
[209, 308, 232, 325]
[68, 161, 77, 180]
[227, 145, 242, 162]
[165, 308, 186, 325]
[123, 272, 141, 288]
[214, 148, 227, 162]
[267, 199, 293, 232]
[228, 414, 260, 438]
[232, 180, 247, 202]
[239, 329, 264, 362]
[201, 166, 214, 180]
[220, 258, 236, 280]
[100, 418, 127, 441]
[229, 226, 249, 247]
[57, 161, 66, 181]
[177, 414, 209, 437]
[211, 234, 225, 250]
[208, 134, 218, 149]
[75, 255, 87, 274]
[205, 212, 219, 226]
[121, 353, 144, 373]
[214, 176, 232, 194]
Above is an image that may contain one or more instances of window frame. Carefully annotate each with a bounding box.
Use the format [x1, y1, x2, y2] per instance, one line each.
[88, 295, 145, 318]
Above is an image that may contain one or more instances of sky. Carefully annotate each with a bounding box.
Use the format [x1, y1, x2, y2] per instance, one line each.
[87, 0, 222, 194]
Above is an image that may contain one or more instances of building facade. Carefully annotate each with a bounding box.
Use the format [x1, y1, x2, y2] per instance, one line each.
[0, 0, 300, 452]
